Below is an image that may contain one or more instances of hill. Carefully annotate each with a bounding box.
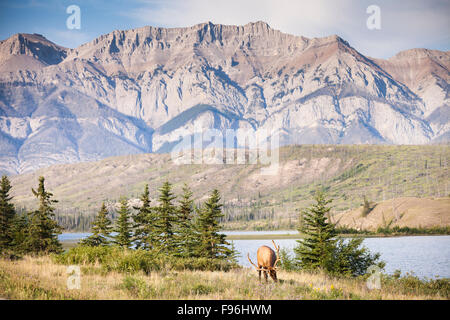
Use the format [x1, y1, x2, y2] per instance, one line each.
[334, 197, 449, 231]
[8, 144, 449, 231]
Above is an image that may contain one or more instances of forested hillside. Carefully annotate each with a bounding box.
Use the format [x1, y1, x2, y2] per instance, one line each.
[8, 144, 449, 231]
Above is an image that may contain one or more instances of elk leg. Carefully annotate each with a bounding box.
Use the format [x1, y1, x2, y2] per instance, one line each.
[258, 269, 261, 282]
[264, 270, 268, 283]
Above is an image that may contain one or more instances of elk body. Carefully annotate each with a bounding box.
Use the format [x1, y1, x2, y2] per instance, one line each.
[247, 240, 280, 282]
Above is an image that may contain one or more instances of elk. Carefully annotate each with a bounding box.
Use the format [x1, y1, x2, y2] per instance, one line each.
[247, 240, 280, 282]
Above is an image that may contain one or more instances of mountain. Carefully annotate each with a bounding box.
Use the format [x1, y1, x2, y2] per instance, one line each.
[0, 22, 449, 174]
[373, 49, 450, 141]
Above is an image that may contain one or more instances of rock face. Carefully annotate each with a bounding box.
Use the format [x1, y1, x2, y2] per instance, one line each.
[0, 22, 449, 174]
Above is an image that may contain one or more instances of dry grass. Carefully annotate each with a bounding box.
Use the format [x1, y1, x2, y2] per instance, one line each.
[0, 256, 447, 300]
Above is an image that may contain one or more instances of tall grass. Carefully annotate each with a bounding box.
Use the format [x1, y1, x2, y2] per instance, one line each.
[0, 255, 448, 300]
[52, 246, 239, 274]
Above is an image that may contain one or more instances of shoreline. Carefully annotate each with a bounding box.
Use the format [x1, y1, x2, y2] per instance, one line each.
[59, 232, 450, 242]
[224, 233, 450, 240]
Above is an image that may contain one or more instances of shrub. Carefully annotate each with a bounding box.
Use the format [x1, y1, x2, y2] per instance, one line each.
[279, 248, 298, 271]
[121, 275, 156, 298]
[53, 245, 239, 274]
[52, 245, 114, 265]
[327, 238, 385, 276]
[382, 274, 450, 298]
[102, 249, 160, 274]
[191, 283, 213, 295]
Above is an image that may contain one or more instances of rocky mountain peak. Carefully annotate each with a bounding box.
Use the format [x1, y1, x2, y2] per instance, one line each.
[0, 33, 67, 68]
[0, 22, 448, 175]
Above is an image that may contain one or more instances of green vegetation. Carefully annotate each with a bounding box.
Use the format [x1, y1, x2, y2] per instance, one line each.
[74, 182, 237, 270]
[294, 191, 384, 276]
[153, 181, 178, 253]
[1, 175, 238, 273]
[26, 177, 63, 254]
[295, 191, 338, 270]
[112, 198, 133, 248]
[0, 175, 63, 256]
[80, 203, 112, 247]
[0, 175, 15, 250]
[53, 246, 237, 273]
[375, 226, 450, 235]
[195, 189, 232, 259]
[336, 226, 450, 236]
[175, 184, 197, 257]
[132, 184, 152, 249]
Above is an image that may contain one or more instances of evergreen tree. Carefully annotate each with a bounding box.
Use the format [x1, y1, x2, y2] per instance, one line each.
[26, 176, 63, 254]
[9, 213, 30, 254]
[175, 184, 197, 257]
[0, 175, 16, 250]
[113, 198, 132, 248]
[295, 191, 384, 276]
[294, 191, 337, 270]
[154, 181, 177, 253]
[195, 189, 232, 259]
[132, 184, 156, 250]
[80, 203, 112, 246]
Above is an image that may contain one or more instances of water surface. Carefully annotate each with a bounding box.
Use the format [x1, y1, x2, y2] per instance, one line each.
[59, 233, 450, 279]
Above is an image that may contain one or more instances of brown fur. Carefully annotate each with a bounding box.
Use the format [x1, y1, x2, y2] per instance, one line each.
[247, 241, 280, 283]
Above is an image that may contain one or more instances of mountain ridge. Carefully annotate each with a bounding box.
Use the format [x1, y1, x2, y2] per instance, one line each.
[0, 21, 449, 174]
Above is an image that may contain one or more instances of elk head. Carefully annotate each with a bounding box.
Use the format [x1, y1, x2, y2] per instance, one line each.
[247, 240, 280, 282]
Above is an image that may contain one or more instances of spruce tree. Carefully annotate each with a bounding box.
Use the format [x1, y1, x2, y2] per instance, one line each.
[175, 184, 197, 257]
[81, 202, 112, 246]
[154, 181, 177, 253]
[113, 198, 132, 248]
[133, 184, 156, 250]
[294, 191, 337, 270]
[9, 213, 30, 254]
[195, 189, 231, 259]
[0, 175, 16, 250]
[26, 176, 63, 254]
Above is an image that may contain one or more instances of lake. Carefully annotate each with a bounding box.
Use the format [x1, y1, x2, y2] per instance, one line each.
[58, 232, 450, 279]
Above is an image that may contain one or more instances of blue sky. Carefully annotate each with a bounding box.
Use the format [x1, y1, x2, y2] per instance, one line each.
[0, 0, 449, 58]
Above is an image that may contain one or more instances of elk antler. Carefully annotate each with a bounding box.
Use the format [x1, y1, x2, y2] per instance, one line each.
[247, 253, 262, 271]
[272, 240, 281, 269]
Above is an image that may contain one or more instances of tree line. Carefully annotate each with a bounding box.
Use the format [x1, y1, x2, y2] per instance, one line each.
[1, 172, 384, 277]
[0, 175, 236, 263]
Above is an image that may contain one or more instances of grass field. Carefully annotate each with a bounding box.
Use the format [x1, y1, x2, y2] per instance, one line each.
[0, 255, 448, 300]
